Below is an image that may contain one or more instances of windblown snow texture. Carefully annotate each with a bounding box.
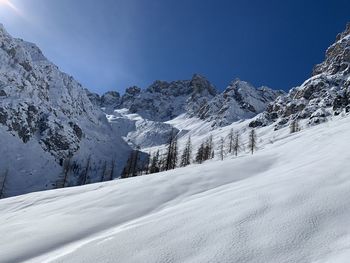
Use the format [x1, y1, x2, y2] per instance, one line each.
[1, 114, 350, 263]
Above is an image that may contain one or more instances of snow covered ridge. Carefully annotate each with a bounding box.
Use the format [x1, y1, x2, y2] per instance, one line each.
[89, 74, 218, 121]
[0, 24, 131, 197]
[89, 75, 283, 125]
[1, 115, 350, 262]
[198, 79, 285, 127]
[250, 23, 350, 129]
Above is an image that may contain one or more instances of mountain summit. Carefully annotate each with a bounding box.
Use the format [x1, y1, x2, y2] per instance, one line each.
[92, 75, 283, 126]
[250, 23, 350, 129]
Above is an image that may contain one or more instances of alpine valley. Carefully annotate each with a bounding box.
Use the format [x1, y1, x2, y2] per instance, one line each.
[1, 21, 350, 263]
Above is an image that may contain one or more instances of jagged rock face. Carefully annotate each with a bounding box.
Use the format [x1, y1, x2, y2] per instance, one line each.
[117, 74, 217, 122]
[0, 26, 95, 158]
[95, 75, 280, 127]
[313, 23, 350, 76]
[198, 79, 284, 127]
[0, 24, 131, 197]
[120, 86, 142, 109]
[86, 90, 102, 107]
[250, 23, 350, 129]
[86, 90, 121, 113]
[101, 91, 121, 109]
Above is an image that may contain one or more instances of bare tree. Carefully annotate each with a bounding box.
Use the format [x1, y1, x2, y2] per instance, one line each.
[203, 135, 214, 161]
[62, 158, 71, 187]
[171, 137, 178, 170]
[227, 128, 234, 154]
[122, 148, 141, 178]
[0, 169, 8, 199]
[219, 137, 225, 161]
[109, 159, 115, 180]
[195, 135, 215, 163]
[233, 131, 241, 157]
[55, 158, 71, 188]
[248, 129, 257, 155]
[132, 147, 141, 176]
[180, 136, 192, 167]
[144, 152, 151, 175]
[100, 161, 107, 182]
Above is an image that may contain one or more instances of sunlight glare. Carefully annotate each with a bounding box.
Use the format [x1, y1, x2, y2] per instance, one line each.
[0, 0, 21, 15]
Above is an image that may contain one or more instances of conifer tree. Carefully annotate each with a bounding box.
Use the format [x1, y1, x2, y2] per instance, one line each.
[219, 137, 225, 161]
[56, 158, 71, 188]
[122, 148, 140, 178]
[248, 129, 257, 155]
[195, 143, 205, 164]
[132, 147, 140, 176]
[121, 152, 133, 178]
[180, 136, 192, 167]
[100, 161, 107, 182]
[233, 131, 241, 157]
[0, 169, 8, 199]
[203, 135, 214, 161]
[144, 152, 151, 175]
[165, 129, 178, 171]
[149, 150, 160, 174]
[109, 159, 115, 180]
[227, 128, 234, 154]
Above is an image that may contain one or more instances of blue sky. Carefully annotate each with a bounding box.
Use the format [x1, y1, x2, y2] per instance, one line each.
[0, 0, 349, 94]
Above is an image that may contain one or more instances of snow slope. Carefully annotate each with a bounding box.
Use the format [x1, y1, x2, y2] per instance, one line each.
[107, 108, 178, 148]
[1, 115, 350, 263]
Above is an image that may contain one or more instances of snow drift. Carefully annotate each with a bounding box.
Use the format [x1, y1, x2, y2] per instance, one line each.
[1, 115, 350, 263]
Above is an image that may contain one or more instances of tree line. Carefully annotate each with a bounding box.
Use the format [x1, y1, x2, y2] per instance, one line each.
[122, 118, 303, 178]
[121, 128, 260, 178]
[0, 119, 302, 198]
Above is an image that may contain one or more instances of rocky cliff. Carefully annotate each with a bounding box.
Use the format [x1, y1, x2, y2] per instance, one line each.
[0, 24, 131, 197]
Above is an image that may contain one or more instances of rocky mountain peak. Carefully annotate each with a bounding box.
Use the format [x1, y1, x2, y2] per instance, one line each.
[313, 23, 350, 76]
[197, 79, 284, 127]
[91, 74, 281, 126]
[189, 73, 217, 97]
[251, 22, 350, 129]
[147, 80, 170, 93]
[336, 22, 350, 41]
[125, 86, 141, 95]
[103, 75, 218, 122]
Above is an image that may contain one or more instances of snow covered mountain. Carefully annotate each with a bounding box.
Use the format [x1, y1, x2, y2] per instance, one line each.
[0, 24, 131, 197]
[1, 15, 350, 263]
[91, 75, 282, 125]
[250, 23, 350, 129]
[107, 108, 179, 148]
[1, 20, 348, 200]
[2, 20, 281, 197]
[197, 79, 285, 127]
[88, 75, 282, 150]
[117, 74, 218, 121]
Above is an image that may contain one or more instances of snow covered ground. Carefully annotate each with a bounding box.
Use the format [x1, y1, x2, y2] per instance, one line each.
[1, 115, 350, 263]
